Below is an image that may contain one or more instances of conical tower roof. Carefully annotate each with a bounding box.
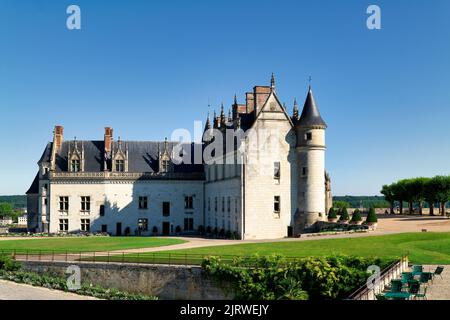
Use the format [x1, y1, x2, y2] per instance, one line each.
[297, 87, 327, 128]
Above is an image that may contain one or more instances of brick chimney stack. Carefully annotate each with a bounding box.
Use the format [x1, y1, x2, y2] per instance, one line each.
[104, 127, 113, 157]
[53, 125, 64, 152]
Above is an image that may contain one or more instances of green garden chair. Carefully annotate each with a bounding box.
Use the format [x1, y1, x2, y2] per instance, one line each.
[420, 272, 432, 284]
[415, 286, 428, 300]
[432, 266, 444, 280]
[401, 272, 414, 284]
[408, 280, 420, 296]
[390, 279, 403, 293]
[412, 265, 423, 276]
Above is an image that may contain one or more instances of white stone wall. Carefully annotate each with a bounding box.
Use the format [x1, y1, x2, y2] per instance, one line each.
[48, 180, 204, 235]
[297, 128, 326, 227]
[242, 94, 298, 239]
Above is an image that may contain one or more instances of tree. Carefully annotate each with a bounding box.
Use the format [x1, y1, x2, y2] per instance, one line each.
[390, 182, 406, 214]
[334, 201, 350, 209]
[424, 178, 438, 215]
[366, 207, 378, 223]
[380, 184, 395, 214]
[339, 207, 350, 221]
[328, 207, 337, 219]
[430, 176, 450, 216]
[351, 209, 362, 223]
[0, 202, 14, 218]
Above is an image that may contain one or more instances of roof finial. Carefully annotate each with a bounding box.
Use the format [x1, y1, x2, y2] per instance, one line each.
[308, 76, 312, 90]
[220, 103, 225, 126]
[205, 112, 211, 130]
[271, 73, 275, 90]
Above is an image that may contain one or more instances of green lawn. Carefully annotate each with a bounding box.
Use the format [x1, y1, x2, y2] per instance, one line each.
[0, 237, 186, 253]
[106, 232, 450, 265]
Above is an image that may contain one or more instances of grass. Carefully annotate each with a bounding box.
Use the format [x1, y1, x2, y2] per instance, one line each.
[91, 232, 450, 265]
[0, 237, 186, 253]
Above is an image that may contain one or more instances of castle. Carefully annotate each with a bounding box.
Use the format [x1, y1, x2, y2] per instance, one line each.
[26, 75, 332, 240]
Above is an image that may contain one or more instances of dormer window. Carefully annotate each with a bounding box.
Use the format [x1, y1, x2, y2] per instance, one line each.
[161, 160, 169, 173]
[115, 160, 125, 172]
[71, 160, 80, 172]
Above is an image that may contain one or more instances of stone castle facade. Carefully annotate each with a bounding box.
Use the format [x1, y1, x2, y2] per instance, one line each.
[26, 76, 332, 240]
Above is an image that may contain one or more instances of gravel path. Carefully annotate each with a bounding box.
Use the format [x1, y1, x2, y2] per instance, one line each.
[0, 280, 98, 300]
[424, 265, 450, 300]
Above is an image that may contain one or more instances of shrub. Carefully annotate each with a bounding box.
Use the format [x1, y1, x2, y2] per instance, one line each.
[202, 255, 387, 300]
[213, 227, 218, 236]
[366, 207, 378, 223]
[152, 226, 158, 233]
[198, 225, 204, 234]
[175, 226, 182, 233]
[206, 226, 212, 234]
[351, 209, 362, 222]
[219, 228, 225, 238]
[339, 207, 350, 221]
[0, 255, 21, 272]
[328, 208, 337, 219]
[225, 230, 232, 239]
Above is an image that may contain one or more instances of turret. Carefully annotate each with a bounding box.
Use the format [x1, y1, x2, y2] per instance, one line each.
[295, 85, 327, 233]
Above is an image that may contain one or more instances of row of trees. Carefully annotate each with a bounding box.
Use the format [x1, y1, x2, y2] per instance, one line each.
[381, 176, 450, 215]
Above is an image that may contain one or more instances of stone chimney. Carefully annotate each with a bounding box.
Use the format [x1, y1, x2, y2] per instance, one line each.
[53, 125, 64, 152]
[104, 127, 113, 157]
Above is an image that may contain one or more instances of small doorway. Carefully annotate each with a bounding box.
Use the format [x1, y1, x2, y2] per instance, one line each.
[116, 222, 122, 236]
[287, 226, 293, 237]
[162, 222, 170, 236]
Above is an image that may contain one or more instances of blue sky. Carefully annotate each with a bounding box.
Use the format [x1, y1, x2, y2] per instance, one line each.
[0, 0, 449, 196]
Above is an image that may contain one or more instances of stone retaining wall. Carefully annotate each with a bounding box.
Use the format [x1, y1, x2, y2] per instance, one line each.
[21, 261, 234, 300]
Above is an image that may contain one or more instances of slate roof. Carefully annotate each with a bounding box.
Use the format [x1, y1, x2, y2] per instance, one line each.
[297, 88, 327, 128]
[26, 172, 39, 194]
[54, 140, 204, 173]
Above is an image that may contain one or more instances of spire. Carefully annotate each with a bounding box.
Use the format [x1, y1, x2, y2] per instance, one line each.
[270, 73, 275, 91]
[234, 94, 237, 105]
[220, 103, 226, 126]
[205, 112, 211, 131]
[213, 111, 218, 128]
[293, 98, 299, 121]
[297, 86, 327, 128]
[228, 109, 232, 122]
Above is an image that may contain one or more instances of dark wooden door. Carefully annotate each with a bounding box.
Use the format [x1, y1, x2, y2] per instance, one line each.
[162, 222, 170, 236]
[116, 222, 122, 236]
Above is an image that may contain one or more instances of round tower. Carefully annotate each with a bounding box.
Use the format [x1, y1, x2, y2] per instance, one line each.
[295, 86, 327, 233]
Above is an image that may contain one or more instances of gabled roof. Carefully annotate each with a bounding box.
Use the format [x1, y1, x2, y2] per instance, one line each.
[297, 87, 327, 128]
[26, 172, 39, 195]
[38, 142, 52, 164]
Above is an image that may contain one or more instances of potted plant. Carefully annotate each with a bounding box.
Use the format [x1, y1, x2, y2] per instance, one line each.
[366, 207, 378, 228]
[328, 207, 338, 223]
[350, 209, 363, 225]
[339, 207, 350, 224]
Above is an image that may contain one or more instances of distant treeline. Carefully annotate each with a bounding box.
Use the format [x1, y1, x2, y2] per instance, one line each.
[332, 196, 389, 209]
[0, 195, 26, 209]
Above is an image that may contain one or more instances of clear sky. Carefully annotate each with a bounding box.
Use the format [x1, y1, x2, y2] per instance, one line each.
[1, 0, 449, 196]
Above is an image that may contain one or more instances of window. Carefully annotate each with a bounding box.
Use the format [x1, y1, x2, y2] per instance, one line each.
[184, 218, 194, 231]
[208, 198, 211, 211]
[139, 197, 148, 210]
[274, 196, 281, 213]
[71, 160, 80, 172]
[81, 219, 90, 232]
[161, 160, 169, 173]
[302, 167, 307, 176]
[305, 132, 312, 141]
[222, 197, 225, 212]
[184, 196, 194, 209]
[115, 160, 125, 172]
[44, 167, 49, 175]
[227, 197, 231, 213]
[99, 205, 105, 216]
[162, 202, 170, 216]
[59, 219, 68, 232]
[235, 198, 238, 213]
[214, 197, 218, 212]
[59, 196, 69, 212]
[44, 198, 48, 206]
[81, 196, 91, 212]
[138, 218, 148, 231]
[274, 162, 280, 179]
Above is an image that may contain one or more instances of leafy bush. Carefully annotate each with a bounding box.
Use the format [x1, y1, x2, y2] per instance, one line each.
[339, 208, 350, 221]
[202, 255, 386, 300]
[152, 226, 158, 233]
[328, 208, 337, 219]
[0, 269, 158, 300]
[206, 226, 212, 234]
[175, 226, 182, 233]
[225, 230, 232, 239]
[351, 209, 362, 222]
[0, 254, 21, 271]
[366, 207, 378, 223]
[198, 225, 204, 234]
[219, 229, 225, 238]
